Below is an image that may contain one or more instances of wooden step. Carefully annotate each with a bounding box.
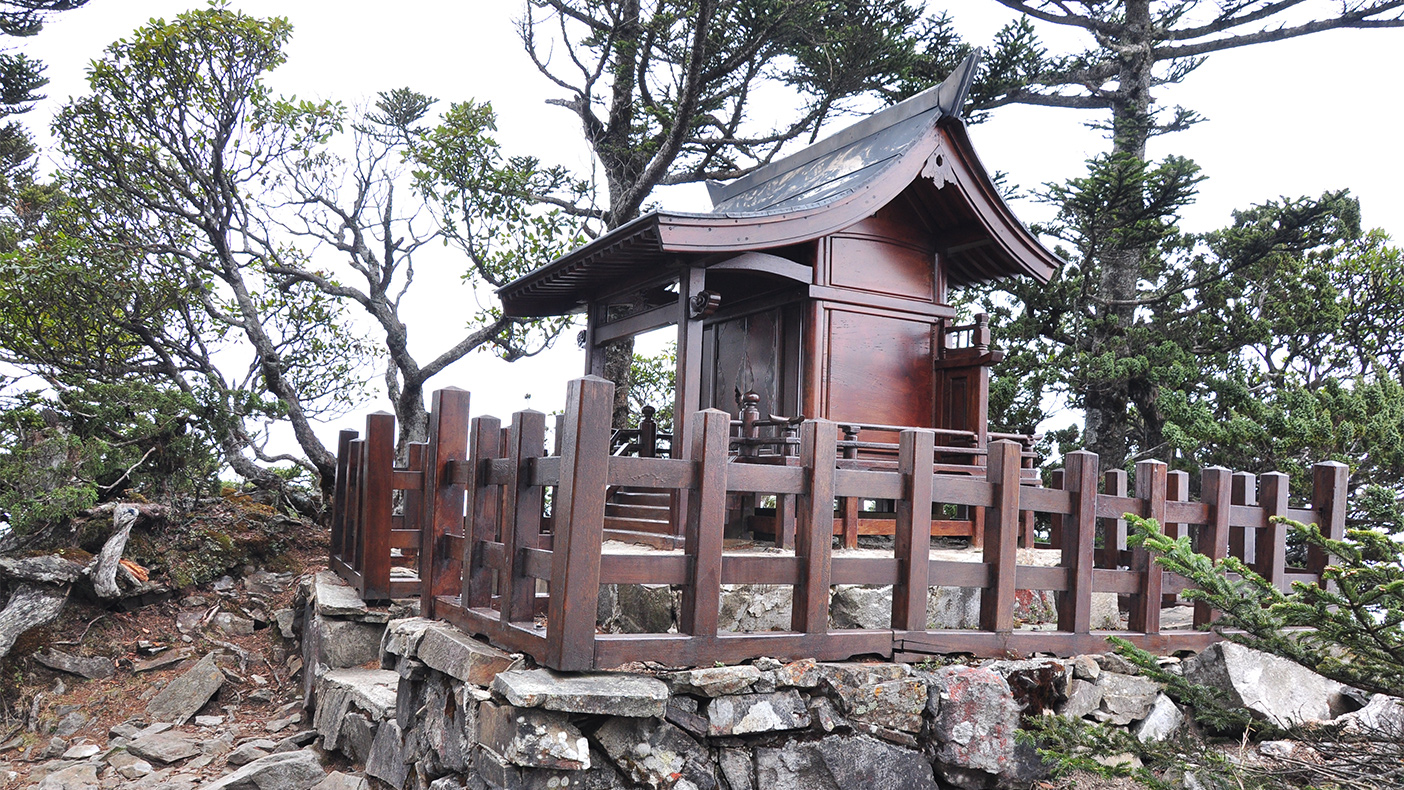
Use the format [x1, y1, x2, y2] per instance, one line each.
[610, 490, 671, 507]
[606, 503, 672, 521]
[602, 528, 681, 550]
[603, 515, 676, 535]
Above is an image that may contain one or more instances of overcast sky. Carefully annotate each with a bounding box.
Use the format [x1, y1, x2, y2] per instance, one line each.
[17, 1, 1404, 443]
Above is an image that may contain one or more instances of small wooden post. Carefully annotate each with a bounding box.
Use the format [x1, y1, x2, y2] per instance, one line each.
[1231, 472, 1257, 564]
[402, 442, 426, 565]
[1259, 472, 1289, 591]
[638, 406, 658, 458]
[793, 419, 838, 634]
[1195, 467, 1233, 627]
[501, 410, 546, 625]
[331, 429, 357, 563]
[1128, 460, 1166, 634]
[464, 416, 503, 609]
[680, 409, 731, 636]
[346, 440, 364, 577]
[420, 388, 470, 616]
[1058, 450, 1098, 634]
[979, 440, 1022, 633]
[892, 429, 935, 632]
[547, 377, 614, 671]
[1099, 469, 1128, 569]
[1163, 470, 1189, 607]
[1047, 469, 1065, 550]
[1309, 461, 1349, 587]
[840, 424, 861, 549]
[361, 412, 396, 601]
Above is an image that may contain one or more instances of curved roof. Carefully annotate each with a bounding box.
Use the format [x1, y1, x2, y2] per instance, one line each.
[499, 52, 1063, 317]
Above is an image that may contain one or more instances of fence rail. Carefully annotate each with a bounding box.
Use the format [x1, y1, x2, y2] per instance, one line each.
[330, 376, 1349, 670]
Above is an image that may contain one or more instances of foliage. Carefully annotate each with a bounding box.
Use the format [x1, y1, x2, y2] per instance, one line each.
[628, 342, 676, 432]
[1128, 513, 1404, 698]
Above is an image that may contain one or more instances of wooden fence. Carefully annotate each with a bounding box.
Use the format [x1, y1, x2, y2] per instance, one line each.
[330, 377, 1349, 670]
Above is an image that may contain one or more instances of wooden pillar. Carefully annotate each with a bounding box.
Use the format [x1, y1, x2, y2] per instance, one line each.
[1195, 467, 1233, 627]
[679, 409, 731, 636]
[1258, 472, 1289, 591]
[464, 416, 503, 609]
[361, 412, 396, 601]
[583, 304, 605, 377]
[547, 376, 614, 671]
[331, 429, 357, 563]
[840, 424, 860, 550]
[501, 410, 546, 625]
[979, 440, 1022, 633]
[892, 429, 935, 632]
[1309, 461, 1349, 587]
[1128, 460, 1166, 634]
[1058, 450, 1098, 634]
[674, 266, 706, 457]
[420, 389, 469, 616]
[793, 419, 838, 635]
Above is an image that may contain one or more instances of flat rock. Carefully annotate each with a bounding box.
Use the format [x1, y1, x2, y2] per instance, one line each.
[1184, 642, 1346, 728]
[771, 658, 821, 688]
[755, 735, 939, 790]
[492, 668, 668, 717]
[478, 701, 590, 769]
[204, 748, 327, 790]
[416, 625, 518, 686]
[1094, 671, 1161, 726]
[706, 690, 811, 736]
[133, 648, 194, 673]
[379, 617, 435, 661]
[107, 750, 154, 779]
[128, 730, 202, 764]
[1059, 679, 1103, 719]
[835, 677, 928, 732]
[312, 771, 370, 790]
[595, 715, 716, 790]
[61, 742, 101, 759]
[665, 665, 761, 697]
[36, 762, 99, 790]
[145, 652, 224, 724]
[313, 668, 399, 751]
[314, 572, 368, 617]
[35, 649, 114, 680]
[245, 569, 294, 597]
[214, 612, 255, 636]
[228, 743, 273, 766]
[175, 612, 203, 635]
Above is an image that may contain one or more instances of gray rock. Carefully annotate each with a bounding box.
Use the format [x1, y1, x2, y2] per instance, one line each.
[194, 715, 225, 727]
[416, 625, 518, 686]
[718, 584, 793, 631]
[706, 690, 811, 736]
[770, 658, 821, 688]
[1071, 655, 1101, 681]
[664, 665, 761, 697]
[379, 617, 435, 663]
[313, 668, 398, 751]
[312, 615, 383, 669]
[214, 611, 256, 636]
[594, 716, 717, 790]
[754, 735, 938, 790]
[492, 668, 668, 717]
[61, 742, 100, 759]
[808, 696, 846, 732]
[427, 776, 463, 790]
[133, 648, 193, 673]
[228, 743, 271, 766]
[365, 718, 408, 788]
[36, 763, 99, 790]
[54, 710, 88, 737]
[1339, 694, 1404, 736]
[276, 609, 297, 639]
[414, 672, 481, 773]
[1135, 694, 1184, 742]
[829, 584, 894, 629]
[0, 555, 86, 584]
[817, 662, 909, 690]
[924, 666, 1020, 778]
[338, 713, 377, 764]
[478, 701, 590, 769]
[927, 586, 982, 630]
[1184, 642, 1346, 728]
[834, 677, 927, 732]
[145, 652, 224, 724]
[1059, 679, 1103, 719]
[35, 649, 114, 680]
[313, 572, 368, 617]
[473, 744, 623, 790]
[246, 569, 294, 597]
[664, 696, 710, 738]
[175, 611, 203, 635]
[718, 748, 754, 790]
[312, 771, 370, 790]
[107, 750, 154, 780]
[267, 713, 302, 733]
[1094, 671, 1161, 726]
[128, 731, 202, 764]
[615, 583, 677, 633]
[203, 748, 327, 790]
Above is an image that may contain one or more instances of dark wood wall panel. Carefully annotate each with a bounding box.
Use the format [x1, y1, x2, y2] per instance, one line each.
[828, 236, 935, 303]
[823, 308, 934, 427]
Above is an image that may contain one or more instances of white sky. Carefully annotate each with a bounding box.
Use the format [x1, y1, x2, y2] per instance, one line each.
[17, 1, 1404, 449]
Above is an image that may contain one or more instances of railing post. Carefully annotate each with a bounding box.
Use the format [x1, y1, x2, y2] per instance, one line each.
[793, 419, 838, 635]
[1259, 472, 1289, 591]
[464, 415, 503, 609]
[420, 389, 470, 617]
[1129, 460, 1166, 634]
[1098, 469, 1128, 569]
[501, 410, 546, 625]
[547, 376, 614, 671]
[1195, 467, 1233, 627]
[893, 429, 935, 632]
[346, 440, 364, 579]
[403, 443, 426, 566]
[1231, 472, 1257, 564]
[1309, 461, 1349, 588]
[331, 429, 357, 565]
[840, 424, 861, 549]
[639, 405, 658, 458]
[1047, 469, 1065, 550]
[361, 411, 396, 601]
[1163, 470, 1189, 608]
[1058, 450, 1098, 634]
[979, 440, 1022, 633]
[680, 409, 731, 637]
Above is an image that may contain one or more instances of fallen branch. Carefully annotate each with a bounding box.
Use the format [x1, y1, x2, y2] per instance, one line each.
[91, 505, 139, 599]
[0, 584, 70, 660]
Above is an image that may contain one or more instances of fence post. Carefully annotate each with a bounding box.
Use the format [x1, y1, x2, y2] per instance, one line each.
[1099, 470, 1128, 569]
[893, 429, 935, 632]
[547, 376, 614, 671]
[464, 416, 503, 609]
[1058, 450, 1099, 634]
[1163, 470, 1189, 608]
[361, 412, 396, 601]
[793, 419, 838, 635]
[419, 388, 470, 617]
[501, 411, 546, 625]
[1129, 460, 1166, 634]
[1047, 469, 1065, 550]
[1195, 467, 1233, 627]
[1309, 461, 1349, 587]
[979, 440, 1022, 633]
[1259, 472, 1289, 591]
[346, 440, 364, 580]
[403, 443, 426, 567]
[680, 409, 731, 637]
[331, 429, 357, 565]
[1231, 472, 1257, 564]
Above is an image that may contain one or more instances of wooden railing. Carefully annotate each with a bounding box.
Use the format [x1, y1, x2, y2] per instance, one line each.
[330, 377, 1349, 668]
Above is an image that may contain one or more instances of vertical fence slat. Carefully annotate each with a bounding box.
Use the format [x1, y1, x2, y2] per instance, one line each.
[1259, 472, 1289, 591]
[1129, 460, 1166, 634]
[403, 443, 425, 564]
[347, 440, 364, 581]
[1309, 461, 1349, 587]
[1047, 469, 1065, 549]
[793, 419, 838, 635]
[1231, 472, 1257, 564]
[331, 430, 356, 564]
[1099, 470, 1128, 568]
[501, 410, 546, 625]
[893, 429, 935, 632]
[1194, 467, 1233, 627]
[361, 412, 396, 601]
[547, 377, 614, 671]
[979, 440, 1022, 633]
[680, 409, 731, 637]
[1058, 450, 1098, 634]
[465, 416, 503, 609]
[420, 388, 469, 617]
[1163, 470, 1189, 607]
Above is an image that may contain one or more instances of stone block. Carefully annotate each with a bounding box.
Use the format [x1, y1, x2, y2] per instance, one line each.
[313, 615, 383, 670]
[754, 735, 938, 790]
[718, 584, 792, 631]
[314, 571, 368, 617]
[127, 731, 203, 765]
[1094, 671, 1161, 726]
[478, 701, 590, 770]
[594, 716, 716, 790]
[204, 748, 327, 790]
[617, 583, 677, 633]
[924, 666, 1020, 778]
[380, 618, 435, 664]
[416, 625, 518, 686]
[492, 668, 668, 717]
[835, 677, 927, 733]
[664, 665, 761, 697]
[145, 652, 223, 725]
[313, 668, 399, 751]
[1059, 679, 1103, 719]
[1134, 694, 1184, 743]
[365, 718, 409, 789]
[706, 690, 811, 736]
